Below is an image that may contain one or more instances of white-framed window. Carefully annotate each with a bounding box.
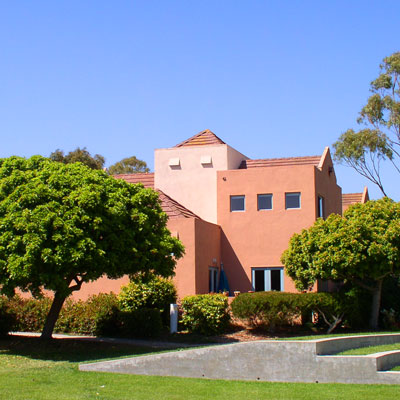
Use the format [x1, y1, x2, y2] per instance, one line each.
[252, 267, 284, 292]
[317, 196, 325, 219]
[230, 195, 245, 212]
[258, 194, 273, 210]
[209, 267, 219, 292]
[285, 192, 301, 209]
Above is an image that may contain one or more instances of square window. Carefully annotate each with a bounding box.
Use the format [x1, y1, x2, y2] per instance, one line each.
[258, 194, 273, 210]
[230, 195, 245, 212]
[285, 192, 301, 209]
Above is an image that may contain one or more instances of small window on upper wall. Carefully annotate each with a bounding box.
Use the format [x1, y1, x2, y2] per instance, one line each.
[285, 192, 301, 209]
[230, 195, 245, 212]
[258, 194, 273, 210]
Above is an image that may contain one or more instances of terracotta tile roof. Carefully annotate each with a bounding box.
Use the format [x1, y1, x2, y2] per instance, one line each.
[342, 193, 364, 212]
[113, 173, 154, 188]
[156, 190, 200, 219]
[239, 155, 321, 169]
[114, 173, 199, 219]
[175, 129, 226, 147]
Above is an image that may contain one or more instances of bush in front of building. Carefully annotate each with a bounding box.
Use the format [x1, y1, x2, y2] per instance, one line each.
[0, 297, 16, 337]
[180, 293, 230, 335]
[118, 273, 177, 325]
[56, 293, 119, 335]
[6, 295, 52, 332]
[3, 293, 163, 338]
[231, 292, 302, 332]
[231, 291, 361, 333]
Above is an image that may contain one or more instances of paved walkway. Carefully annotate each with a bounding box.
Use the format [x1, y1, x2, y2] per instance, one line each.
[10, 331, 211, 349]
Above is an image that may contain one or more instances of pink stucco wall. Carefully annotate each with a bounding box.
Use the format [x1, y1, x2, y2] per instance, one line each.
[216, 153, 342, 294]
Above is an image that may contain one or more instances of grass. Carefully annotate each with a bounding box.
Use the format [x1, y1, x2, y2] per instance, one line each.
[1, 335, 400, 399]
[278, 331, 400, 341]
[337, 343, 400, 356]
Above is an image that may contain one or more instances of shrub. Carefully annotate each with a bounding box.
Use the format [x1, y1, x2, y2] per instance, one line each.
[231, 292, 302, 332]
[56, 293, 119, 335]
[119, 308, 163, 338]
[118, 273, 177, 325]
[6, 295, 51, 332]
[0, 297, 16, 337]
[232, 291, 364, 334]
[180, 294, 230, 335]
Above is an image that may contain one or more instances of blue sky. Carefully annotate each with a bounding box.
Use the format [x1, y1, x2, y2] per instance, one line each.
[1, 1, 399, 200]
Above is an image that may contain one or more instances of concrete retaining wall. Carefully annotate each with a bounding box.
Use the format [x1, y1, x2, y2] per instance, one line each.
[79, 334, 400, 384]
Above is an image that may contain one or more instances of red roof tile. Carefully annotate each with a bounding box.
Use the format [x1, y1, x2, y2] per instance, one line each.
[239, 155, 321, 169]
[114, 173, 199, 219]
[342, 193, 364, 212]
[114, 173, 154, 188]
[175, 129, 226, 147]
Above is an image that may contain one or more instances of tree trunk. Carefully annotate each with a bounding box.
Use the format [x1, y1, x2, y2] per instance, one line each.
[41, 291, 67, 339]
[369, 280, 383, 330]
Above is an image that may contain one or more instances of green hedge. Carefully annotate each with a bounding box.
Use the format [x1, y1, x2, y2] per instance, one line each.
[118, 273, 177, 325]
[2, 293, 162, 338]
[180, 294, 230, 335]
[231, 291, 352, 333]
[231, 292, 303, 332]
[0, 297, 16, 337]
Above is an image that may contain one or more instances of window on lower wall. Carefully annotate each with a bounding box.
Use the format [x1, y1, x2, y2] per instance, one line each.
[252, 267, 284, 292]
[209, 267, 219, 293]
[230, 195, 245, 212]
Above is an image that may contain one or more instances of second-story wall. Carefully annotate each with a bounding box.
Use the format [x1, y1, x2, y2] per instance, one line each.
[217, 161, 342, 293]
[154, 144, 247, 223]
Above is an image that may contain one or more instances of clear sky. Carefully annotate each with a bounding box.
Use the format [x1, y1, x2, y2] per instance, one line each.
[1, 1, 399, 200]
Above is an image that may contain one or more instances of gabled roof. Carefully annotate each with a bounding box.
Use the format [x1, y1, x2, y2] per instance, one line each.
[239, 155, 321, 169]
[114, 173, 154, 188]
[114, 173, 200, 219]
[342, 187, 369, 212]
[175, 129, 226, 147]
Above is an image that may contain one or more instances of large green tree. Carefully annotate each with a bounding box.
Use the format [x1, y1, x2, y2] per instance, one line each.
[108, 156, 150, 175]
[333, 52, 400, 196]
[0, 156, 184, 339]
[281, 198, 400, 330]
[50, 147, 105, 170]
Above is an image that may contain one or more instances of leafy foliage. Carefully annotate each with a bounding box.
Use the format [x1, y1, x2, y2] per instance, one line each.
[108, 156, 150, 175]
[231, 291, 364, 333]
[180, 294, 230, 335]
[3, 293, 163, 338]
[333, 52, 400, 195]
[50, 147, 105, 170]
[281, 198, 400, 329]
[0, 156, 184, 337]
[0, 296, 16, 336]
[118, 273, 177, 325]
[231, 292, 302, 332]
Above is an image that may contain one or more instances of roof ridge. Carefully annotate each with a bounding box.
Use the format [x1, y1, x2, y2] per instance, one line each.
[248, 155, 321, 162]
[175, 129, 226, 147]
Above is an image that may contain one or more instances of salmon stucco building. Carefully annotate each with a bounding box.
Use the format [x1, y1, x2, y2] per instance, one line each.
[76, 130, 369, 300]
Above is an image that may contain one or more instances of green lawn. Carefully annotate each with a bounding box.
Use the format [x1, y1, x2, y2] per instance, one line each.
[279, 331, 400, 341]
[1, 336, 400, 400]
[338, 343, 400, 356]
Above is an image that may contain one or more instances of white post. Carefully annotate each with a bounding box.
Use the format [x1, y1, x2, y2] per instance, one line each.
[170, 303, 178, 334]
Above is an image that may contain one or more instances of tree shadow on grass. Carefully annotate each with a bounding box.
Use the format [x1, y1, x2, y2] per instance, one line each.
[0, 335, 165, 363]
